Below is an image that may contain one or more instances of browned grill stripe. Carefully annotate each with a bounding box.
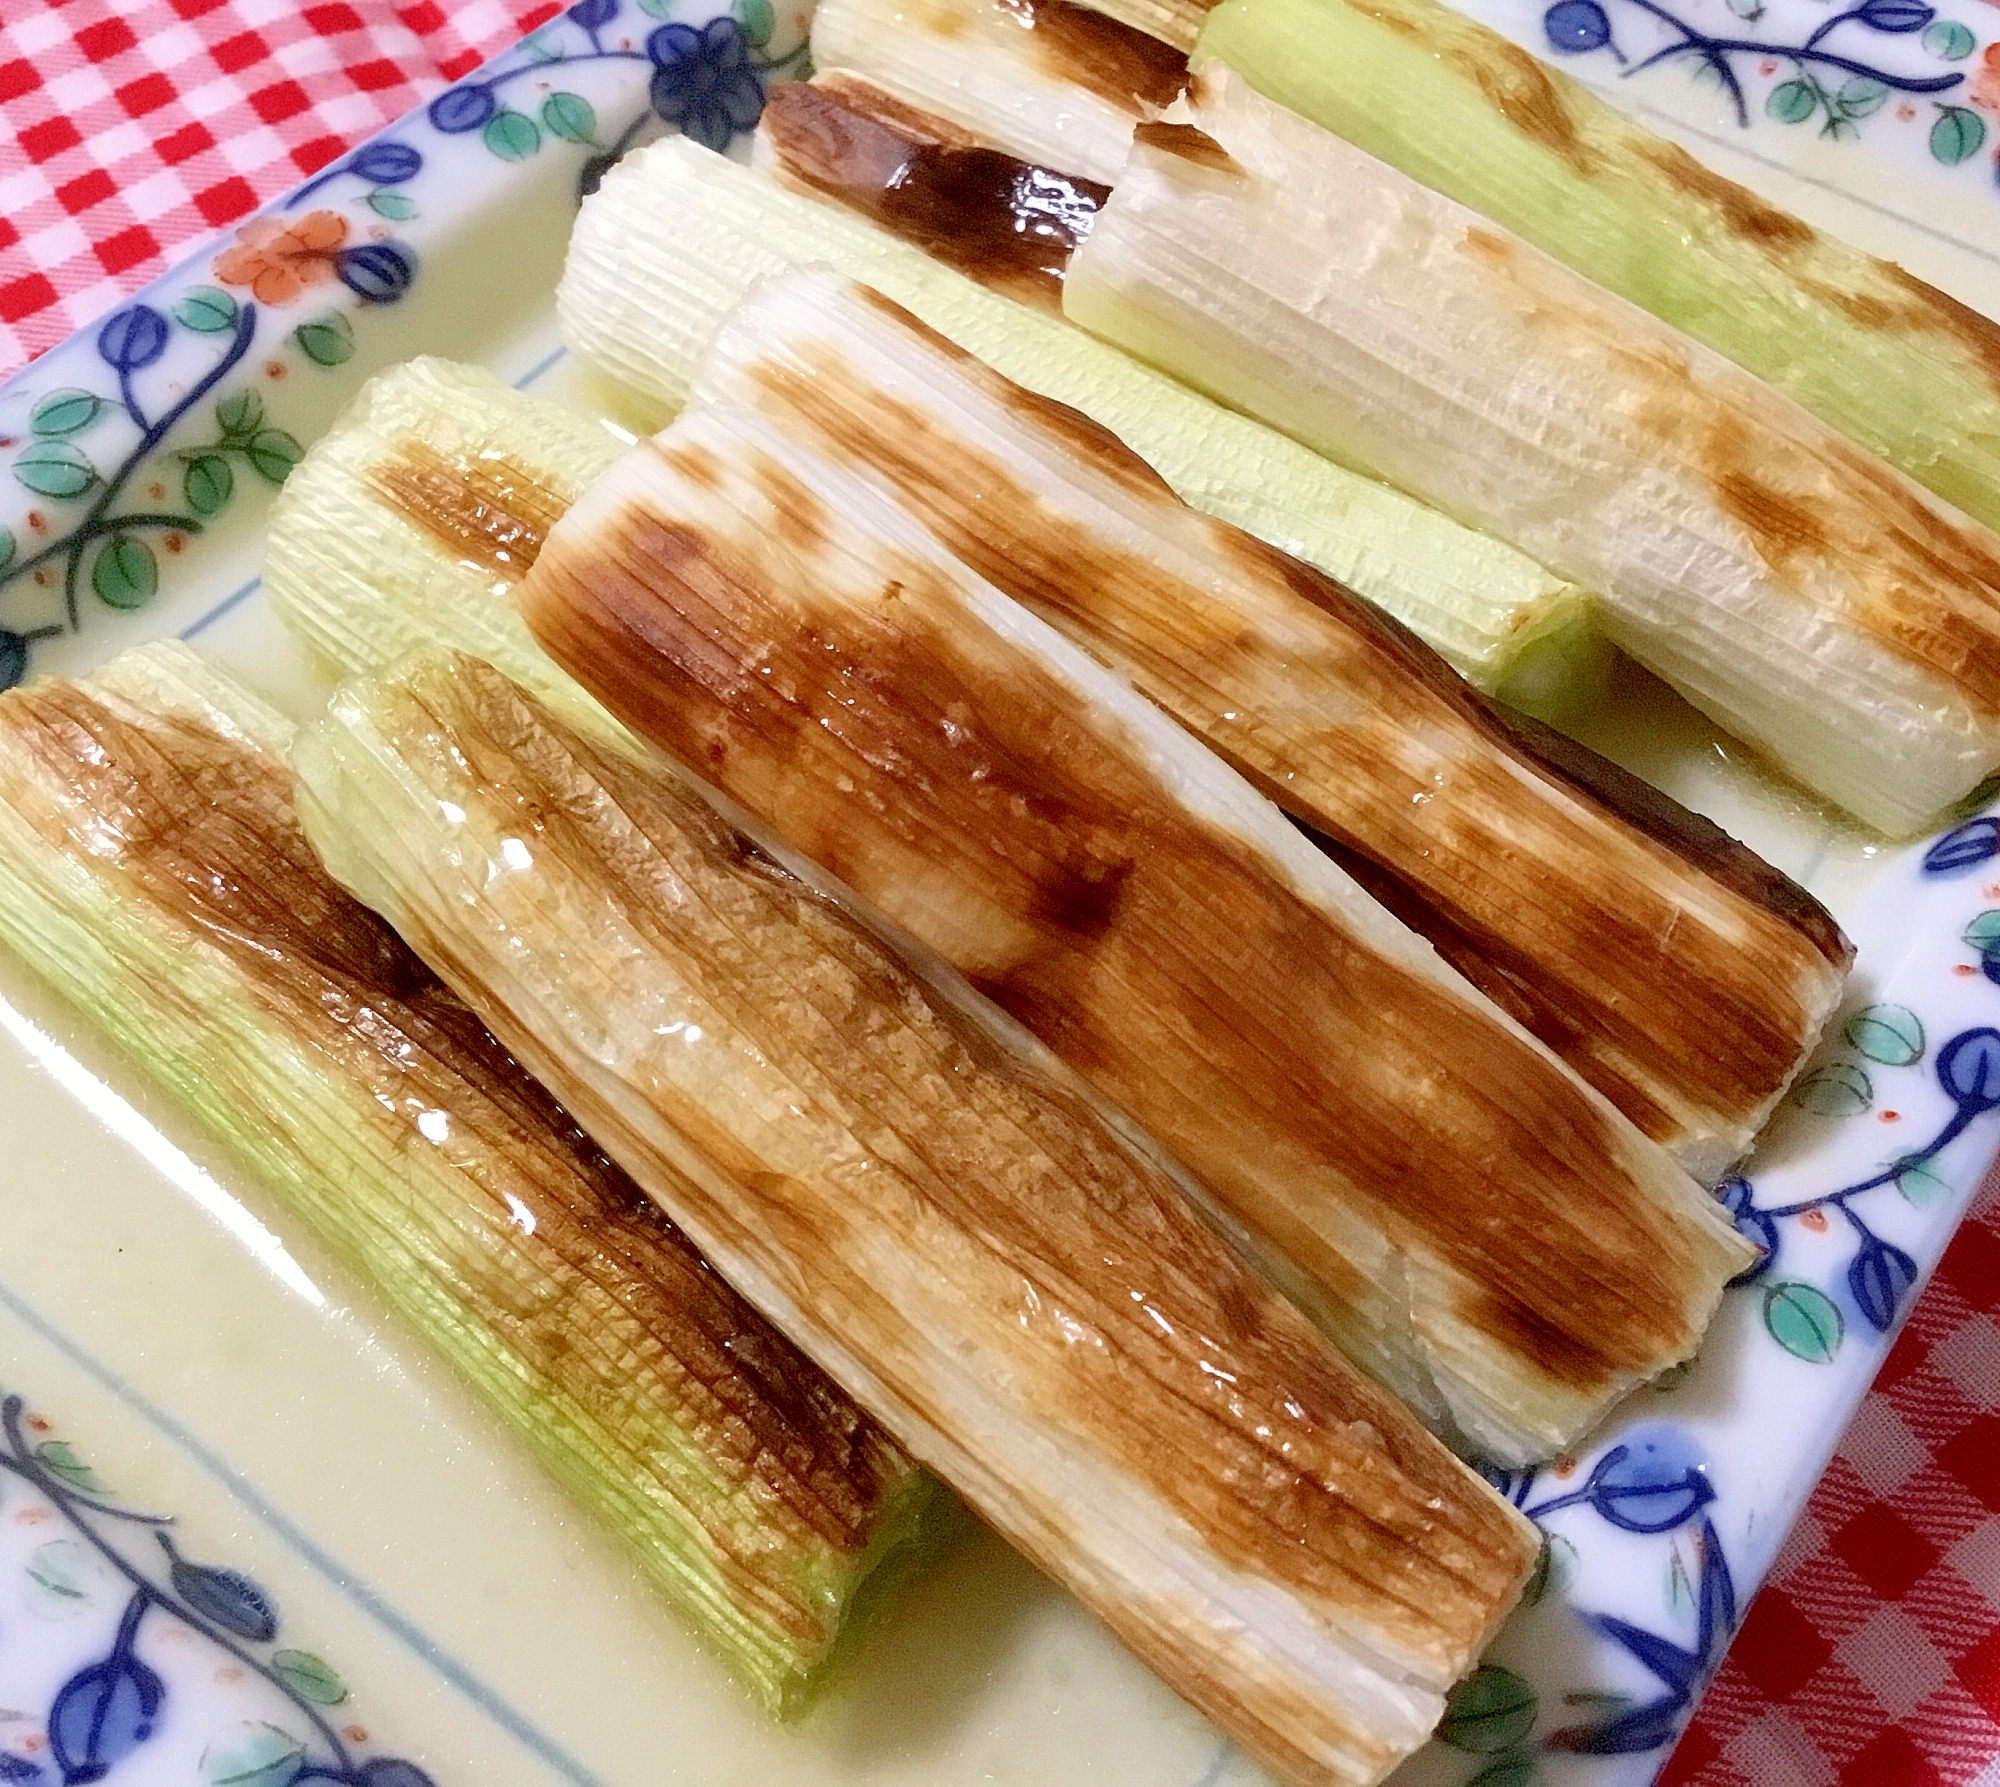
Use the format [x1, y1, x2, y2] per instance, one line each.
[521, 458, 1730, 1398]
[758, 82, 1105, 311]
[721, 330, 1845, 1155]
[364, 438, 565, 579]
[375, 652, 1535, 1676]
[0, 683, 910, 1621]
[987, 0, 1190, 108]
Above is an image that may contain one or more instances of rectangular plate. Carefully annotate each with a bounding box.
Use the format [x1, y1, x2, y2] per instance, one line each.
[1, 4, 1996, 1784]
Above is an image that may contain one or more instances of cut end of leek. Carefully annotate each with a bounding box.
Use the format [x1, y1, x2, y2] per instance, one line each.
[557, 133, 1604, 707]
[265, 356, 623, 707]
[0, 640, 944, 1717]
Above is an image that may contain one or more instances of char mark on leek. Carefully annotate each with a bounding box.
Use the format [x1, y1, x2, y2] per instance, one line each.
[1194, 0, 2000, 538]
[682, 267, 1850, 1181]
[293, 647, 1541, 1787]
[808, 0, 1187, 184]
[515, 391, 1755, 1465]
[1063, 66, 2000, 836]
[758, 80, 1106, 312]
[557, 132, 1607, 712]
[0, 643, 941, 1718]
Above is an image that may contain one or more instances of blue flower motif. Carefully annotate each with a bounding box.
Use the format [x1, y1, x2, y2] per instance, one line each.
[1922, 814, 1999, 874]
[429, 82, 497, 135]
[335, 241, 417, 305]
[96, 306, 169, 375]
[1938, 1026, 2000, 1114]
[647, 19, 766, 154]
[1545, 0, 1613, 52]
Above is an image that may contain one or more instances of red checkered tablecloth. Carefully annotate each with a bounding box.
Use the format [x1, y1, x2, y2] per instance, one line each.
[2, 5, 1999, 1783]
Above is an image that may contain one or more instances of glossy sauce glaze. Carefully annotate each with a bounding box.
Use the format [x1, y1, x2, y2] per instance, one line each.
[759, 80, 1106, 311]
[310, 653, 1540, 1787]
[0, 677, 919, 1630]
[517, 411, 1753, 1461]
[685, 274, 1849, 1174]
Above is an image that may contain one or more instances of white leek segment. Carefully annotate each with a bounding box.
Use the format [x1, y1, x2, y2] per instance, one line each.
[0, 642, 942, 1717]
[295, 648, 1540, 1787]
[687, 266, 1852, 1180]
[1063, 68, 2000, 836]
[808, 0, 1184, 185]
[557, 134, 1602, 711]
[1199, 0, 2000, 539]
[518, 398, 1756, 1463]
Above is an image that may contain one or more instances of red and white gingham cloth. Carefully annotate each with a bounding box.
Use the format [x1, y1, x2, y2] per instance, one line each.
[0, 0, 560, 375]
[1663, 1172, 2000, 1787]
[2, 5, 1998, 1783]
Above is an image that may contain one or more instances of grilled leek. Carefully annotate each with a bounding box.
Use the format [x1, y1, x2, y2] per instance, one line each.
[1197, 0, 2000, 542]
[808, 0, 1185, 184]
[0, 642, 941, 1716]
[686, 266, 1851, 1179]
[516, 397, 1755, 1463]
[295, 648, 1541, 1787]
[558, 132, 1604, 711]
[268, 346, 1841, 1177]
[265, 354, 623, 714]
[1063, 67, 2000, 836]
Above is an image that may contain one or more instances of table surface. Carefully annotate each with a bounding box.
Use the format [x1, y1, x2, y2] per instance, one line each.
[1, 4, 1997, 1784]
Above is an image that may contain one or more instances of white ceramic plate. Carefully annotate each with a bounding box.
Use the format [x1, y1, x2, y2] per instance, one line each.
[3, 4, 1999, 1784]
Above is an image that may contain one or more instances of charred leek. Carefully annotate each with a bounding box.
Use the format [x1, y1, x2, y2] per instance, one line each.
[1197, 0, 2000, 541]
[296, 648, 1540, 1787]
[0, 642, 941, 1715]
[1064, 68, 2000, 836]
[516, 397, 1755, 1463]
[558, 133, 1602, 710]
[808, 0, 1185, 184]
[687, 267, 1852, 1180]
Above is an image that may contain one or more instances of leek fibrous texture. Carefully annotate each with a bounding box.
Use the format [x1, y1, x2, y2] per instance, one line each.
[687, 266, 1852, 1180]
[516, 394, 1755, 1464]
[295, 647, 1541, 1787]
[809, 0, 1186, 185]
[0, 642, 942, 1716]
[556, 134, 1603, 710]
[265, 355, 623, 723]
[1063, 68, 2000, 836]
[1198, 0, 2000, 541]
[277, 342, 1836, 1176]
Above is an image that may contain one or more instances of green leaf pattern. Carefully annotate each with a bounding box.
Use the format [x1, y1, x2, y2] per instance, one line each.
[1791, 1060, 1873, 1117]
[1763, 1280, 1845, 1361]
[1844, 1004, 1924, 1066]
[1437, 1666, 1538, 1753]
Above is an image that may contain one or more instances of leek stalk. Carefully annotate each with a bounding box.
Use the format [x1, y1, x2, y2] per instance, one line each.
[687, 266, 1853, 1180]
[1197, 0, 2000, 542]
[808, 0, 1186, 184]
[1063, 68, 2000, 835]
[295, 648, 1541, 1787]
[517, 396, 1755, 1463]
[0, 643, 942, 1716]
[557, 134, 1604, 710]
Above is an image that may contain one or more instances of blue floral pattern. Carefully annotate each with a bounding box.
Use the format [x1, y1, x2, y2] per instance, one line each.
[0, 1390, 433, 1785]
[1539, 0, 1992, 163]
[0, 0, 806, 694]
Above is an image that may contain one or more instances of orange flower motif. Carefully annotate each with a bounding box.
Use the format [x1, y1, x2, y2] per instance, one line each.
[214, 209, 349, 306]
